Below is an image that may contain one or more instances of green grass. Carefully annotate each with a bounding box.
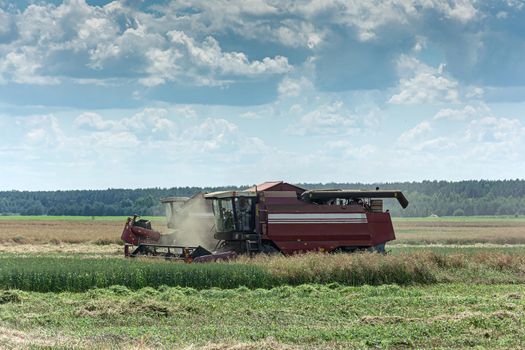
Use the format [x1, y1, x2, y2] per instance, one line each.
[0, 257, 276, 292]
[1, 251, 525, 292]
[0, 283, 523, 349]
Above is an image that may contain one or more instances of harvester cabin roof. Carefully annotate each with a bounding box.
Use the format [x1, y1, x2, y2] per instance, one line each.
[160, 196, 190, 203]
[244, 181, 305, 194]
[204, 190, 256, 199]
[205, 181, 305, 199]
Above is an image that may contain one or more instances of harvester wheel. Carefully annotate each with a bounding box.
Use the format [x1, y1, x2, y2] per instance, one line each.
[164, 252, 176, 260]
[261, 243, 281, 255]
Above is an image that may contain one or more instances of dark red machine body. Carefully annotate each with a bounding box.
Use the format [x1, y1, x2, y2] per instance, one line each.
[205, 181, 408, 255]
[259, 191, 395, 254]
[121, 216, 161, 246]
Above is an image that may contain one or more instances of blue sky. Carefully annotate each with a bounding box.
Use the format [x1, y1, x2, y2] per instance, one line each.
[1, 0, 525, 190]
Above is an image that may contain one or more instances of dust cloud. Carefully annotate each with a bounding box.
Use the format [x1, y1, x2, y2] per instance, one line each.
[160, 194, 216, 250]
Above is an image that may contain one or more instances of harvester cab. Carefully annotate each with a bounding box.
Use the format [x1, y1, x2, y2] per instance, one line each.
[206, 190, 259, 254]
[161, 196, 190, 229]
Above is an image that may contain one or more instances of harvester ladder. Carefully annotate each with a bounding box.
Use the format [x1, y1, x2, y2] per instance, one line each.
[246, 237, 261, 256]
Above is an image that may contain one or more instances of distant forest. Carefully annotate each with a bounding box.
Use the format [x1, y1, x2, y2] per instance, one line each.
[1, 180, 524, 217]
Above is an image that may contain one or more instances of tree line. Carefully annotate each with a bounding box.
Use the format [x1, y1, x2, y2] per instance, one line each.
[0, 180, 524, 217]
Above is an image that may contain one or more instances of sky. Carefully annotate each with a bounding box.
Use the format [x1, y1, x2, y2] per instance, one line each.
[1, 0, 525, 190]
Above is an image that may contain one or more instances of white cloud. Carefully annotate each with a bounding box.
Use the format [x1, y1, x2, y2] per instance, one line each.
[88, 131, 140, 149]
[396, 103, 525, 161]
[465, 116, 525, 144]
[139, 31, 291, 86]
[289, 104, 303, 114]
[398, 121, 431, 143]
[26, 128, 48, 143]
[73, 109, 176, 141]
[439, 0, 477, 23]
[289, 0, 478, 43]
[433, 105, 481, 121]
[174, 106, 197, 119]
[1, 1, 292, 89]
[273, 21, 325, 48]
[0, 8, 11, 36]
[0, 0, 516, 105]
[181, 118, 238, 152]
[413, 36, 427, 53]
[22, 114, 64, 147]
[122, 108, 175, 134]
[289, 101, 363, 136]
[463, 116, 525, 160]
[74, 112, 114, 131]
[169, 31, 291, 77]
[171, 118, 268, 158]
[465, 86, 484, 99]
[0, 49, 59, 85]
[413, 137, 456, 151]
[325, 140, 377, 159]
[277, 77, 312, 97]
[389, 56, 460, 104]
[239, 111, 260, 120]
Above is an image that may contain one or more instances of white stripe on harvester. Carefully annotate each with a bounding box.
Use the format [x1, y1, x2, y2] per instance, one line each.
[268, 213, 367, 224]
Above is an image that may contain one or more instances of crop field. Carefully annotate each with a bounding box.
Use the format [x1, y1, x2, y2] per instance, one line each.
[0, 216, 524, 349]
[393, 217, 525, 245]
[0, 215, 524, 246]
[0, 216, 167, 245]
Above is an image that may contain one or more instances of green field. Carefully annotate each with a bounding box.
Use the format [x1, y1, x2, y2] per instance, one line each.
[0, 283, 523, 349]
[0, 216, 524, 348]
[0, 251, 524, 292]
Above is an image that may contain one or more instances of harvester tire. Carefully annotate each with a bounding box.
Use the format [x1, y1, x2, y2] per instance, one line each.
[261, 243, 281, 255]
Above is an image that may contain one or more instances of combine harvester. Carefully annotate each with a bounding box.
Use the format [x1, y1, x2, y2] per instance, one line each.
[121, 181, 409, 260]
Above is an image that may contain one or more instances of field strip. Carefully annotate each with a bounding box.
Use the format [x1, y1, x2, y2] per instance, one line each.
[0, 326, 82, 349]
[183, 339, 303, 350]
[390, 243, 525, 248]
[0, 243, 122, 255]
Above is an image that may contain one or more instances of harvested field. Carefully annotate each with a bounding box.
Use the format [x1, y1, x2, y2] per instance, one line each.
[0, 218, 167, 244]
[0, 243, 122, 256]
[393, 217, 525, 245]
[1, 216, 524, 246]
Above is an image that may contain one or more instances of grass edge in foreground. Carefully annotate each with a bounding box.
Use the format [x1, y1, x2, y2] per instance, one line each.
[1, 251, 524, 292]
